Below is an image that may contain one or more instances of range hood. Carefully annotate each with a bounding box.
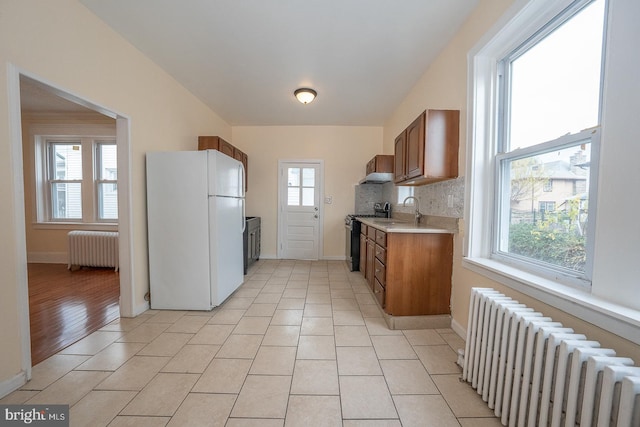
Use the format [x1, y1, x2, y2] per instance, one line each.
[358, 172, 393, 184]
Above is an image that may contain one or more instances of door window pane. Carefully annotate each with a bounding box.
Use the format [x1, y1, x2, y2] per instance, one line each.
[287, 168, 300, 187]
[302, 168, 315, 186]
[302, 188, 314, 206]
[288, 187, 300, 206]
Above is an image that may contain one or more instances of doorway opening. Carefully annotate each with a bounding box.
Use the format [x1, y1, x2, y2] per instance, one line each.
[8, 68, 134, 375]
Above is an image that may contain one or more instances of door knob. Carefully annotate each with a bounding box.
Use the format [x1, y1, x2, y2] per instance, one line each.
[314, 214, 319, 219]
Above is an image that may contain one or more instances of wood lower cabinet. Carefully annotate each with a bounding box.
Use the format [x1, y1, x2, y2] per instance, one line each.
[366, 239, 375, 290]
[359, 224, 453, 316]
[359, 225, 368, 279]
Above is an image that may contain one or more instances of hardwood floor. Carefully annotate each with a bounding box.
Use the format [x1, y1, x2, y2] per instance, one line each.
[28, 263, 120, 365]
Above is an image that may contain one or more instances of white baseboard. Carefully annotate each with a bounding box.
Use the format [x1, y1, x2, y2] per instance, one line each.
[255, 255, 348, 261]
[131, 301, 150, 317]
[451, 317, 466, 340]
[322, 256, 348, 261]
[27, 252, 67, 264]
[0, 371, 27, 399]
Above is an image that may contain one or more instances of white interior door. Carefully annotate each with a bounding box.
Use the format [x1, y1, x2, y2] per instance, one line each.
[278, 161, 322, 260]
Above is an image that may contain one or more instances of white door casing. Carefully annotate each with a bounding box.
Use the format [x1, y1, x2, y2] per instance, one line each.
[277, 160, 323, 260]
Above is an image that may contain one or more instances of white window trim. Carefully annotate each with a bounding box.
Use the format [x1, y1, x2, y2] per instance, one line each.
[30, 123, 117, 230]
[463, 0, 640, 344]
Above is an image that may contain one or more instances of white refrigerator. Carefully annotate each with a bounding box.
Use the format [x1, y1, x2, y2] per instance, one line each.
[146, 150, 245, 310]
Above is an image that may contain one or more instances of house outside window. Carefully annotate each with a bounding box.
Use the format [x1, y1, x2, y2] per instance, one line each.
[35, 129, 118, 225]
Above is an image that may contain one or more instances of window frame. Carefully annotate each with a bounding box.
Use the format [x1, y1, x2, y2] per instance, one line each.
[487, 0, 605, 288]
[463, 0, 623, 323]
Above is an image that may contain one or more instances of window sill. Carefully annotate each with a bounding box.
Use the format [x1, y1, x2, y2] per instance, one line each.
[462, 256, 640, 345]
[33, 222, 118, 232]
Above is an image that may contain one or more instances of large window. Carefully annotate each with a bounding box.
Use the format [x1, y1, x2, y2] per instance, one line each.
[37, 134, 117, 224]
[490, 0, 605, 286]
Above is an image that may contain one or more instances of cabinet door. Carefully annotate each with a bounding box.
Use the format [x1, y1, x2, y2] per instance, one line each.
[198, 136, 220, 151]
[366, 239, 375, 290]
[219, 139, 235, 158]
[405, 112, 425, 180]
[393, 132, 406, 182]
[359, 233, 367, 277]
[366, 158, 374, 175]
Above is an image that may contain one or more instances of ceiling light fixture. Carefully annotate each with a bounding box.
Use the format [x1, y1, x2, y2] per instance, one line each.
[294, 88, 317, 104]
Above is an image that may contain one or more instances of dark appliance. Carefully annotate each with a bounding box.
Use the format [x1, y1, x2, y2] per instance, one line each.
[243, 217, 261, 274]
[345, 203, 391, 271]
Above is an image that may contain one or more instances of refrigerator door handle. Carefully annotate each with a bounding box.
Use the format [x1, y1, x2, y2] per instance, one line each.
[239, 163, 246, 198]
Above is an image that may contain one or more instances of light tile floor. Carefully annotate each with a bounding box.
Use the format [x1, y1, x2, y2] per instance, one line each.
[2, 260, 502, 427]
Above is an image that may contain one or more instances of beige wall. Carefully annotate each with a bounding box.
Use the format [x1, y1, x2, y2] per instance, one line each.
[233, 126, 383, 258]
[0, 0, 230, 387]
[383, 0, 640, 362]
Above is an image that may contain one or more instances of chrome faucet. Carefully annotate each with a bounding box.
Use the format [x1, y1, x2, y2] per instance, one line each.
[403, 196, 423, 224]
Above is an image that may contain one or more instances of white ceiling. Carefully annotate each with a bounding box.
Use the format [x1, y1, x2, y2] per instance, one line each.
[29, 1, 479, 125]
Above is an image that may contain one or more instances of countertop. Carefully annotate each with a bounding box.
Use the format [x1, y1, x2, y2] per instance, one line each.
[356, 216, 455, 234]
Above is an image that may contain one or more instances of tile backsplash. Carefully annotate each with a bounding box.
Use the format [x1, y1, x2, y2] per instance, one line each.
[354, 177, 465, 218]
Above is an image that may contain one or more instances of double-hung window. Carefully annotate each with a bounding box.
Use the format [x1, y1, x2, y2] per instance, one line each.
[96, 142, 118, 220]
[467, 0, 607, 287]
[49, 141, 83, 220]
[36, 127, 118, 225]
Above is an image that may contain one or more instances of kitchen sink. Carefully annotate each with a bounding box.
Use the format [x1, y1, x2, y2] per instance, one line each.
[369, 218, 408, 224]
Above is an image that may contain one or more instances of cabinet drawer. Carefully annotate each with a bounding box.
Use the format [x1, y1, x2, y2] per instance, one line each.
[375, 229, 387, 247]
[361, 224, 367, 236]
[367, 226, 377, 239]
[373, 279, 385, 308]
[374, 258, 386, 286]
[374, 244, 386, 264]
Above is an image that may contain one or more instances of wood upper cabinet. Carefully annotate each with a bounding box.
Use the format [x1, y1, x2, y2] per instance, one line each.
[405, 113, 426, 181]
[394, 132, 406, 182]
[219, 138, 235, 158]
[198, 135, 221, 151]
[393, 109, 460, 185]
[198, 135, 248, 191]
[366, 155, 394, 175]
